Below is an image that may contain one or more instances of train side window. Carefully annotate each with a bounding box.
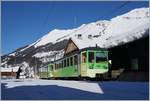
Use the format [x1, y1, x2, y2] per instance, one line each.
[59, 63, 60, 69]
[74, 55, 78, 65]
[56, 64, 57, 70]
[88, 52, 95, 63]
[64, 59, 66, 67]
[57, 63, 58, 69]
[60, 61, 62, 68]
[49, 65, 53, 71]
[55, 64, 56, 70]
[67, 58, 69, 67]
[57, 63, 59, 69]
[70, 57, 73, 66]
[51, 65, 53, 71]
[55, 63, 56, 70]
[62, 60, 64, 68]
[82, 52, 87, 63]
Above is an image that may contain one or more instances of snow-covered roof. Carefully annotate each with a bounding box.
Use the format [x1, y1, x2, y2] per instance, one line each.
[71, 36, 102, 50]
[1, 66, 19, 72]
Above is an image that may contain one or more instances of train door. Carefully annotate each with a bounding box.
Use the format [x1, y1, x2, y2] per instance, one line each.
[73, 54, 79, 76]
[77, 54, 81, 76]
[48, 64, 54, 77]
[80, 51, 87, 77]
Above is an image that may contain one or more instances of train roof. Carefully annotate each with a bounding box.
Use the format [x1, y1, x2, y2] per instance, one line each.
[71, 37, 104, 50]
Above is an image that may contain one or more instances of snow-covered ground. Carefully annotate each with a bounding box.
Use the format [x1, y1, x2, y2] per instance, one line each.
[1, 79, 149, 100]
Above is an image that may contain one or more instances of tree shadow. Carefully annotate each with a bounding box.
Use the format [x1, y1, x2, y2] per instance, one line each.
[1, 81, 149, 100]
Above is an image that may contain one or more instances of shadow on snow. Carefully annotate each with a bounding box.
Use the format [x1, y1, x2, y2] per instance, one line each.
[1, 81, 149, 100]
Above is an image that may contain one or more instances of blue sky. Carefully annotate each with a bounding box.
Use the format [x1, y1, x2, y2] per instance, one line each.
[2, 1, 148, 55]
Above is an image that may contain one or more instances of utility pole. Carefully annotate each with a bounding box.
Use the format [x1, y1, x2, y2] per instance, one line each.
[34, 58, 37, 79]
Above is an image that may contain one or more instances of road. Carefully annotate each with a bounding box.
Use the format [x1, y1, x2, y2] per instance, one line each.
[1, 79, 149, 100]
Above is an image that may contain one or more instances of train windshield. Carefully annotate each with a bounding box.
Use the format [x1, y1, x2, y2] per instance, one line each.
[96, 52, 108, 63]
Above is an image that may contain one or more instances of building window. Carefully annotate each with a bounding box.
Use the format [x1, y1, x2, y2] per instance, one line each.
[82, 52, 87, 63]
[88, 52, 95, 63]
[131, 58, 138, 70]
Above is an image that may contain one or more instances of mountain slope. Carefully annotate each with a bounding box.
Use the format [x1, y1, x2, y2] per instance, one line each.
[1, 7, 149, 75]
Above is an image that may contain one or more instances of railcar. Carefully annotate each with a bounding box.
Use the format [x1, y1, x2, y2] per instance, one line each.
[39, 47, 109, 79]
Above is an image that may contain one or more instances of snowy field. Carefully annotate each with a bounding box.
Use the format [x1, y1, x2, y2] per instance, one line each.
[1, 79, 149, 100]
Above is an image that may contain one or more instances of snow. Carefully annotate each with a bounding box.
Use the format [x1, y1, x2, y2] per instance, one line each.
[30, 19, 109, 49]
[1, 62, 34, 79]
[1, 79, 149, 100]
[33, 7, 149, 50]
[2, 7, 149, 68]
[19, 62, 35, 78]
[33, 51, 57, 58]
[9, 52, 16, 56]
[71, 7, 149, 49]
[34, 29, 75, 47]
[71, 37, 99, 49]
[15, 7, 149, 55]
[1, 61, 7, 66]
[33, 50, 64, 63]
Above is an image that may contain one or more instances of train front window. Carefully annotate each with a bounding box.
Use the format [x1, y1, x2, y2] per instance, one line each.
[96, 52, 107, 63]
[82, 52, 87, 63]
[88, 52, 95, 63]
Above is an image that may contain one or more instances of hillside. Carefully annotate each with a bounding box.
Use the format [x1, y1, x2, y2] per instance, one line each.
[1, 7, 149, 76]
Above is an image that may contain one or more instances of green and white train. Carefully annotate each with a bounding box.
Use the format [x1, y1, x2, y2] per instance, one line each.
[38, 47, 109, 79]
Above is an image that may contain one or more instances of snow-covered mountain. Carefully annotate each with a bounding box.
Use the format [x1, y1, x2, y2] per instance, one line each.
[1, 7, 149, 72]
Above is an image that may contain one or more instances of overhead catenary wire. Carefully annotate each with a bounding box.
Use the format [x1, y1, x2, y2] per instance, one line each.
[37, 2, 55, 38]
[105, 1, 131, 19]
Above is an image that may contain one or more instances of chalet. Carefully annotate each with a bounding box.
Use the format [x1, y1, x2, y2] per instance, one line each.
[1, 65, 19, 78]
